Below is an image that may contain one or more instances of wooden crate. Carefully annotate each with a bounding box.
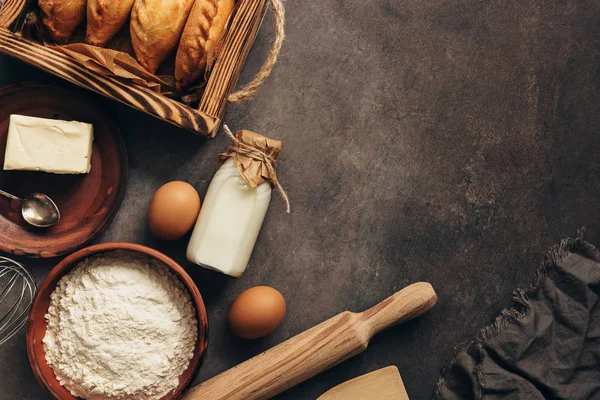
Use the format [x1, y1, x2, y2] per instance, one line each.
[0, 0, 270, 137]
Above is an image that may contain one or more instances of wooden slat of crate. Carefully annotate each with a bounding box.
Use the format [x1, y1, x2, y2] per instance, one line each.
[0, 0, 270, 137]
[0, 28, 218, 135]
[0, 0, 23, 28]
[200, 0, 269, 121]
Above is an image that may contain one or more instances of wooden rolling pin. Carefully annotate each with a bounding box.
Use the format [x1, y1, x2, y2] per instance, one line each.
[183, 282, 437, 400]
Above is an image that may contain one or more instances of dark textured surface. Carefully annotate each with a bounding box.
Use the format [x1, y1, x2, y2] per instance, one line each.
[435, 237, 600, 399]
[1, 1, 600, 399]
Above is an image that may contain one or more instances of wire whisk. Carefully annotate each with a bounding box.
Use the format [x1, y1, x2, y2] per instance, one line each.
[0, 256, 36, 346]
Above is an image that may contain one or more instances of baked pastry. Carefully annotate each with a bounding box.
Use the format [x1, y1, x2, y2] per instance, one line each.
[86, 0, 136, 47]
[38, 0, 87, 44]
[175, 0, 235, 89]
[130, 0, 195, 74]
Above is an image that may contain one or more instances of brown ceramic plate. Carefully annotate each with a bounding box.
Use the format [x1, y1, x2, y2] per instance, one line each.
[27, 243, 209, 400]
[0, 82, 127, 258]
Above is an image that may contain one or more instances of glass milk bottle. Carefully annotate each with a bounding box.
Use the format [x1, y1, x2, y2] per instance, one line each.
[187, 129, 284, 277]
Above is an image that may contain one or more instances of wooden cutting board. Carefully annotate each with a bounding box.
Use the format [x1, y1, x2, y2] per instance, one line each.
[317, 366, 409, 400]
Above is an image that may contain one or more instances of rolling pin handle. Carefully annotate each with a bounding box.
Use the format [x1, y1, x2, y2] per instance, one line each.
[359, 282, 438, 338]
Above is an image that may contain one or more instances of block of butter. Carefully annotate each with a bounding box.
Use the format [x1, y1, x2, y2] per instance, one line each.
[3, 114, 94, 174]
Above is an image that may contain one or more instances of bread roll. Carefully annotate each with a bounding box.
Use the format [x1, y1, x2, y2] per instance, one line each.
[86, 0, 136, 47]
[130, 0, 195, 74]
[39, 0, 87, 44]
[175, 0, 235, 89]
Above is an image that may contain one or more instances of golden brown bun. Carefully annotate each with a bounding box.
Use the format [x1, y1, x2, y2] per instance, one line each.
[175, 0, 236, 89]
[130, 0, 195, 74]
[39, 0, 87, 44]
[86, 0, 136, 47]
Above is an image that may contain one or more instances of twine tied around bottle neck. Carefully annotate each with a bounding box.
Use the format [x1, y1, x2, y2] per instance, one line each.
[222, 125, 290, 213]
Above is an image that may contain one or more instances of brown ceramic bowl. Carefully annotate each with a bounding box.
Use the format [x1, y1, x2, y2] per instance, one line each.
[26, 243, 209, 400]
[0, 82, 128, 258]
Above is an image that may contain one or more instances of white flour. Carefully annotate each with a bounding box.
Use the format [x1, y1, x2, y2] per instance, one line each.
[43, 251, 198, 400]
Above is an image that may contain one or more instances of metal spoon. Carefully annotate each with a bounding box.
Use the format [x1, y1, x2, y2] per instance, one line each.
[0, 190, 60, 228]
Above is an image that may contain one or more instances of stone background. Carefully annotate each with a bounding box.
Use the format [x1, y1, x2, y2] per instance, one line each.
[1, 1, 600, 399]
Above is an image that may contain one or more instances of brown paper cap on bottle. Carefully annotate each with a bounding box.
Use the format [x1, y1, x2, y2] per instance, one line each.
[218, 130, 283, 187]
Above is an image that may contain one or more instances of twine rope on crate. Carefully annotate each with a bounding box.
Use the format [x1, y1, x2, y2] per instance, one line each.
[228, 0, 285, 103]
[223, 124, 291, 213]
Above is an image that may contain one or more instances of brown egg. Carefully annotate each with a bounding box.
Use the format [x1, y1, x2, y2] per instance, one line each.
[227, 286, 287, 339]
[148, 181, 201, 241]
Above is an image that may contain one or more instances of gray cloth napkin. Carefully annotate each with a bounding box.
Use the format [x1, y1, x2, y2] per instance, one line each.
[435, 232, 600, 399]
